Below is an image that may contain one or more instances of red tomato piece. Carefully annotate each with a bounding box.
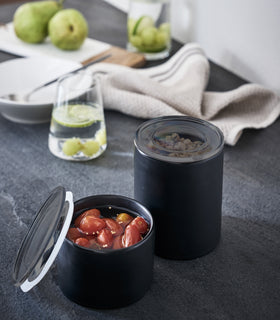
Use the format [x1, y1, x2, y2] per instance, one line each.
[67, 227, 83, 241]
[130, 217, 149, 234]
[74, 213, 86, 228]
[74, 208, 101, 227]
[112, 235, 123, 250]
[79, 216, 106, 235]
[123, 224, 142, 248]
[88, 237, 102, 250]
[75, 237, 90, 248]
[97, 229, 113, 248]
[116, 213, 134, 227]
[85, 208, 101, 218]
[85, 234, 97, 241]
[104, 218, 123, 236]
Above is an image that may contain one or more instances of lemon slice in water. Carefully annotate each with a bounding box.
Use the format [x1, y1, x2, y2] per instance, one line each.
[52, 104, 102, 128]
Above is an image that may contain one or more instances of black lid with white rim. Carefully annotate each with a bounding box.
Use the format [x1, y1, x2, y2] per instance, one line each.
[13, 186, 74, 292]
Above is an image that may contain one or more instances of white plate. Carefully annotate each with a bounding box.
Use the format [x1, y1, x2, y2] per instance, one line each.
[0, 57, 82, 124]
[0, 23, 111, 64]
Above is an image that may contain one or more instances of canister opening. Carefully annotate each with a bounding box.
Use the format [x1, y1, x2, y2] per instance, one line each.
[135, 116, 224, 163]
[67, 194, 154, 253]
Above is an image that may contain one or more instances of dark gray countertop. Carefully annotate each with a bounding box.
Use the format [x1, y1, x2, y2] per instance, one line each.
[0, 1, 279, 319]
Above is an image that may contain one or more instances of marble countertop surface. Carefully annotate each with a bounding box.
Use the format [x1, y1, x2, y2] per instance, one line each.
[0, 1, 279, 320]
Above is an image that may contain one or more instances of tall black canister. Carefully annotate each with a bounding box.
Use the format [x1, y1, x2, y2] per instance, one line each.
[134, 116, 224, 260]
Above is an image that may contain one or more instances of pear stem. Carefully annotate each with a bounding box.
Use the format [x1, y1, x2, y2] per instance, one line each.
[58, 0, 65, 6]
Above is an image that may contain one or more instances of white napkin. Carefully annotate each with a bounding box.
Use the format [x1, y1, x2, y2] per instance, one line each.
[89, 43, 280, 146]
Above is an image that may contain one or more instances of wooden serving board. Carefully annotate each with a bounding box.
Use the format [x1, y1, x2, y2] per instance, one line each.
[82, 46, 146, 68]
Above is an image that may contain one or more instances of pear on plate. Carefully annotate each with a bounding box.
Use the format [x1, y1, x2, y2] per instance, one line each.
[48, 9, 88, 50]
[13, 0, 63, 44]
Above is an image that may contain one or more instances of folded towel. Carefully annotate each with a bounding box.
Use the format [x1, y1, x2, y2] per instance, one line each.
[89, 43, 280, 145]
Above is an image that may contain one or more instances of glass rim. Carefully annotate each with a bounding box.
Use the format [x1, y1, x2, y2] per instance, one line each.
[56, 69, 99, 91]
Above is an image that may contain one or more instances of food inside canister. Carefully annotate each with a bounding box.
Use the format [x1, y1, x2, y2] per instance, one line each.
[147, 132, 210, 158]
[67, 207, 149, 250]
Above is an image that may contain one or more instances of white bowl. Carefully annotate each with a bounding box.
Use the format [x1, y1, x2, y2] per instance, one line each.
[0, 57, 81, 124]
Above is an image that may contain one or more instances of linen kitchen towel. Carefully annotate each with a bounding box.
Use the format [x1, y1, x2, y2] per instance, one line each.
[89, 43, 280, 145]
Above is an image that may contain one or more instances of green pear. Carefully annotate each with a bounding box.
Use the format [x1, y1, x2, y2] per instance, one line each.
[13, 0, 63, 44]
[48, 9, 88, 50]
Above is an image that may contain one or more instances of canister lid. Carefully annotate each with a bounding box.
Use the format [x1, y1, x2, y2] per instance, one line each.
[13, 186, 73, 292]
[134, 116, 224, 163]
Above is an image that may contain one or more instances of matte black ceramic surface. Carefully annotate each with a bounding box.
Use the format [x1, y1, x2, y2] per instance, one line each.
[134, 116, 224, 260]
[57, 195, 155, 309]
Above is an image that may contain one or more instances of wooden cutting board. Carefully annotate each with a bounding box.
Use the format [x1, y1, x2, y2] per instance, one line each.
[82, 46, 146, 68]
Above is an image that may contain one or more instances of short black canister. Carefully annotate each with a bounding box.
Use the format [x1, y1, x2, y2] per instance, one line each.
[134, 116, 224, 260]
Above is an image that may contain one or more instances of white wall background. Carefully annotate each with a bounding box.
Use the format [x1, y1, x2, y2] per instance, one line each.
[104, 0, 280, 95]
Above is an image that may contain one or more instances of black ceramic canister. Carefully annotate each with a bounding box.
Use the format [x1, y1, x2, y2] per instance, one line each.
[134, 116, 224, 260]
[13, 188, 155, 309]
[57, 195, 155, 308]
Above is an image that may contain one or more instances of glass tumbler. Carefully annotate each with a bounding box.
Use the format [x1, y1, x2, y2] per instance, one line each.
[48, 71, 107, 161]
[127, 0, 171, 60]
